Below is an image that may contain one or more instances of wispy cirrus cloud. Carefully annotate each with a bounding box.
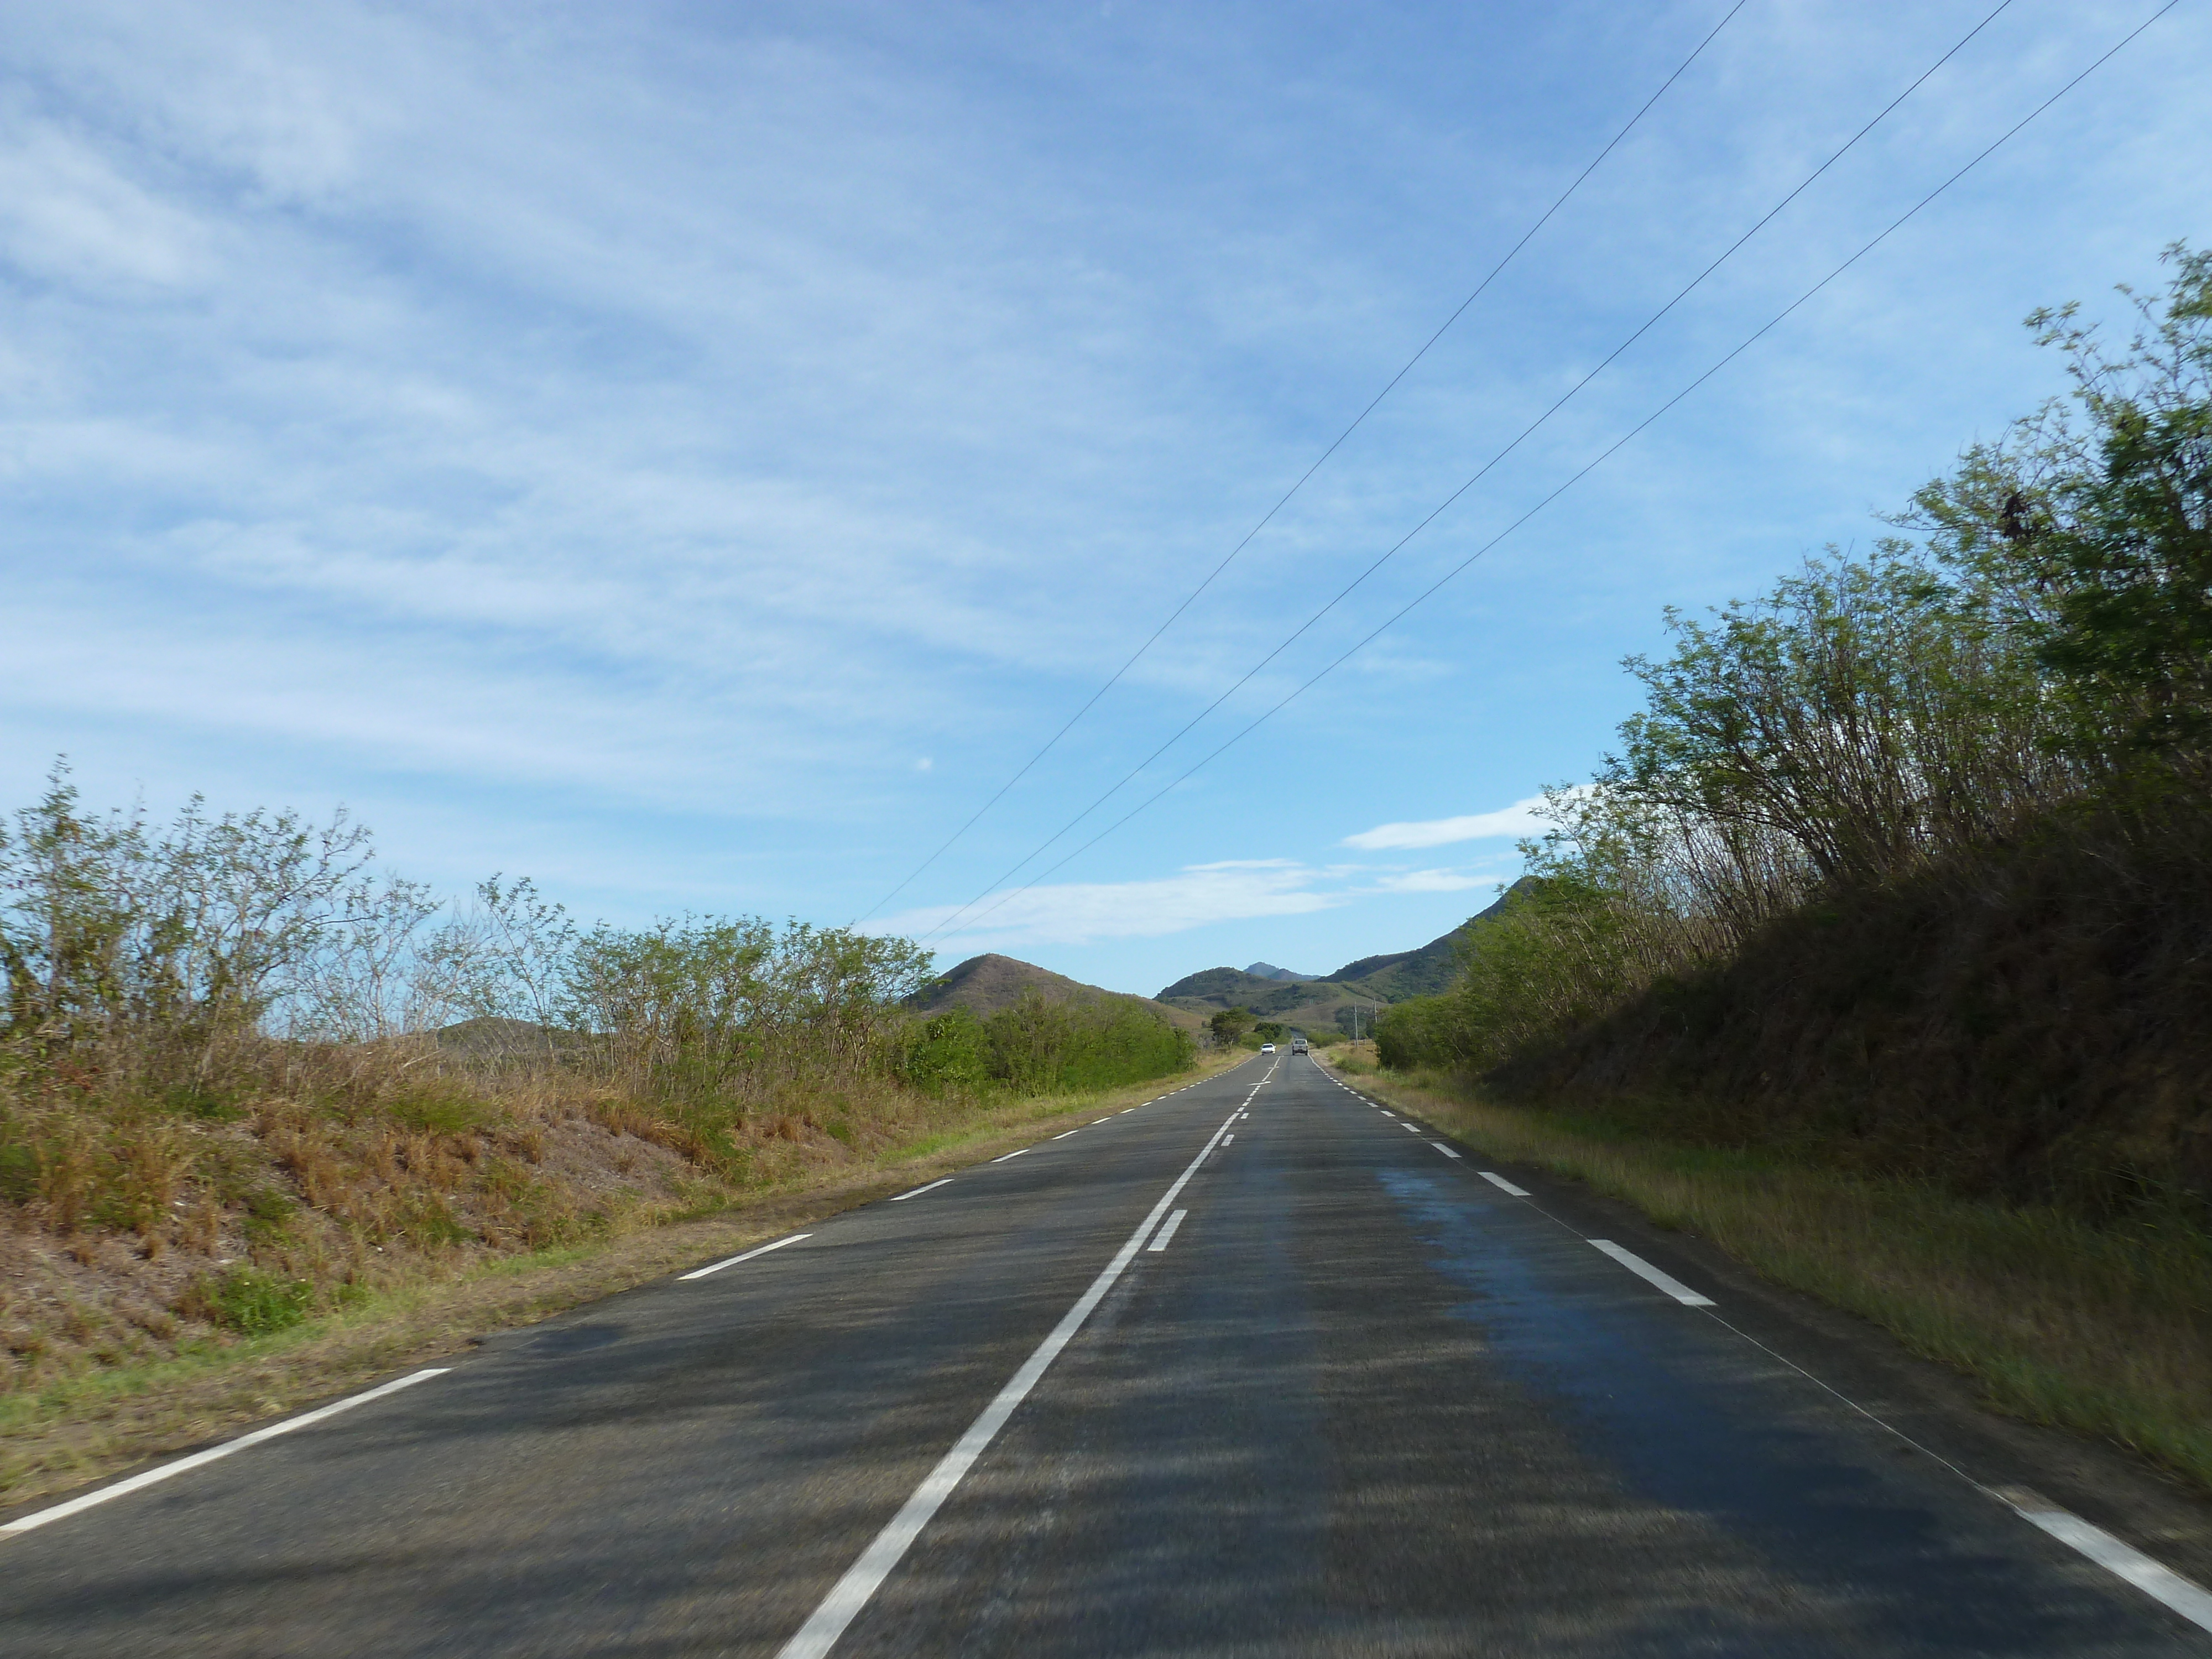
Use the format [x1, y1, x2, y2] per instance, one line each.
[877, 855, 1508, 952]
[878, 859, 1340, 950]
[1369, 868, 1498, 894]
[4, 1, 2206, 1001]
[1342, 795, 1550, 851]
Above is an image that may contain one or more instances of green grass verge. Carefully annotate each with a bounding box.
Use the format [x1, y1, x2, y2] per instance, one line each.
[1353, 1066, 2212, 1494]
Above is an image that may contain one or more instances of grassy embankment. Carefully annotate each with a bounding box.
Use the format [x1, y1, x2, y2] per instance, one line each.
[1324, 1050, 2212, 1494]
[0, 1046, 1241, 1512]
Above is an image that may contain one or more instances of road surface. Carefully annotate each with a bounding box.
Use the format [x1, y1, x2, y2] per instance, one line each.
[3, 1052, 2207, 1656]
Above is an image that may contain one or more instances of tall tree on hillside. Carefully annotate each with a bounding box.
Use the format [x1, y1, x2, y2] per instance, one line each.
[1917, 244, 2212, 769]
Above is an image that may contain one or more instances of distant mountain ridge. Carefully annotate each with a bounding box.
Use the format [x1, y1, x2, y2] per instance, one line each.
[906, 952, 1203, 1031]
[1154, 884, 1524, 1029]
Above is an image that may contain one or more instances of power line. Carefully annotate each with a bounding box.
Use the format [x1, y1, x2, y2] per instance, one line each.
[925, 0, 2180, 950]
[915, 0, 2016, 946]
[849, 0, 1751, 928]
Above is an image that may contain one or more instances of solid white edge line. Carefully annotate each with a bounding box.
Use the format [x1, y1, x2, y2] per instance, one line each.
[1479, 1171, 1532, 1197]
[0, 1368, 450, 1537]
[773, 1103, 1242, 1659]
[888, 1180, 952, 1203]
[1430, 1141, 1462, 1159]
[681, 1232, 815, 1279]
[1588, 1239, 1715, 1307]
[2000, 1490, 2212, 1634]
[990, 1148, 1029, 1163]
[1146, 1208, 1190, 1253]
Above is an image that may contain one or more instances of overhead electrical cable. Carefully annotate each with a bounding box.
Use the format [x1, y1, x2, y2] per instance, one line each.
[849, 0, 1750, 928]
[914, 0, 2017, 947]
[924, 0, 2179, 949]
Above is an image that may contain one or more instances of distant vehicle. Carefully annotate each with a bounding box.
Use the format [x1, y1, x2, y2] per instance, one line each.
[1292, 1036, 1308, 1053]
[1260, 1042, 1276, 1053]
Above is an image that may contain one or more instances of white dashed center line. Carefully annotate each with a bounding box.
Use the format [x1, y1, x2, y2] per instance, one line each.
[776, 1104, 1238, 1658]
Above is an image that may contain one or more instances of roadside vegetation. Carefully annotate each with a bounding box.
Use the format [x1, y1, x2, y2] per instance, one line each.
[1365, 249, 2212, 1485]
[0, 791, 1196, 1499]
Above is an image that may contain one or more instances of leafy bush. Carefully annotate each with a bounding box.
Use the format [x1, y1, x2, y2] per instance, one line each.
[898, 992, 1192, 1097]
[898, 1009, 992, 1095]
[187, 1267, 314, 1336]
[383, 1084, 492, 1136]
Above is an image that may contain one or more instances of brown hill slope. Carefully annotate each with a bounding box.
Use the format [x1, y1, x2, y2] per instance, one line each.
[907, 953, 1204, 1031]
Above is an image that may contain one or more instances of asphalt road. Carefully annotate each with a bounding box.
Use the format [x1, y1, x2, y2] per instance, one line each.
[3, 1052, 2208, 1656]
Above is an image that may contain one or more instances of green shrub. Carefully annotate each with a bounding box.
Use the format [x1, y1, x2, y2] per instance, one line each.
[163, 1083, 244, 1122]
[192, 1267, 314, 1335]
[385, 1084, 491, 1136]
[898, 1009, 992, 1095]
[241, 1188, 298, 1241]
[898, 993, 1192, 1097]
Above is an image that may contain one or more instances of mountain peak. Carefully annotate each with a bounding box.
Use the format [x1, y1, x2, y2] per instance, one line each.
[907, 952, 1202, 1029]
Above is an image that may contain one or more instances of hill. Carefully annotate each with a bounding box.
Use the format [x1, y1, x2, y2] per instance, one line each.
[907, 953, 1204, 1031]
[1153, 886, 1521, 1032]
[1245, 961, 1323, 983]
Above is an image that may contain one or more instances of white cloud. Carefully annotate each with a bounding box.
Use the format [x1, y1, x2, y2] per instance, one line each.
[1369, 868, 1495, 894]
[1343, 795, 1549, 851]
[875, 854, 1510, 950]
[0, 123, 211, 290]
[878, 858, 1342, 949]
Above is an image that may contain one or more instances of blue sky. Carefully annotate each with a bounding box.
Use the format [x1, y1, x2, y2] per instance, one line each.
[4, 0, 2208, 997]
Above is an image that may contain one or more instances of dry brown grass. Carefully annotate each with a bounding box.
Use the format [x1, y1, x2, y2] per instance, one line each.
[0, 1047, 1243, 1510]
[1334, 1060, 2212, 1495]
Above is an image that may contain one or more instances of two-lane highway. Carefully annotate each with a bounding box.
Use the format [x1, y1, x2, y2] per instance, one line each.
[3, 1055, 2207, 1655]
